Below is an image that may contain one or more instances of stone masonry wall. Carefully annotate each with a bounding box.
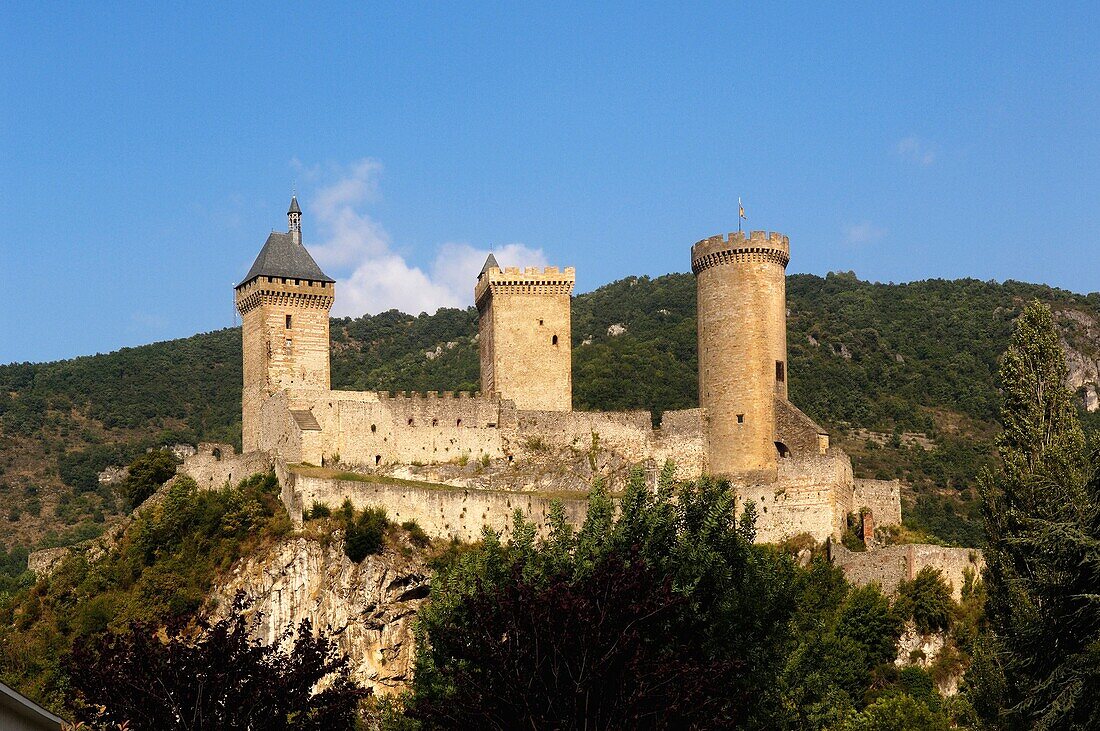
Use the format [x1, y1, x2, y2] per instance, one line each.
[853, 479, 903, 527]
[832, 542, 985, 601]
[775, 396, 828, 457]
[737, 451, 854, 543]
[475, 266, 575, 411]
[181, 442, 274, 490]
[258, 386, 708, 480]
[286, 472, 589, 542]
[693, 232, 790, 478]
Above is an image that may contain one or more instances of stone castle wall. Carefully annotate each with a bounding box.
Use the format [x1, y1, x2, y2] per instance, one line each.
[182, 443, 274, 490]
[831, 543, 985, 601]
[853, 478, 903, 527]
[285, 471, 589, 543]
[237, 277, 334, 451]
[693, 232, 790, 478]
[475, 266, 575, 411]
[256, 385, 710, 480]
[775, 397, 829, 456]
[737, 451, 854, 543]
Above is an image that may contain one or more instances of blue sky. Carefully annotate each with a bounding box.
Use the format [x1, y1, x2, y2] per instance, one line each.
[2, 2, 1098, 364]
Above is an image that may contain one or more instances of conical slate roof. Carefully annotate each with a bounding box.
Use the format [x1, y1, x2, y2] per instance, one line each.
[237, 232, 334, 287]
[288, 196, 301, 214]
[479, 253, 500, 278]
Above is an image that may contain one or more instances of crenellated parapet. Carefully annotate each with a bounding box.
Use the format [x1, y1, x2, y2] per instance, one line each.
[474, 265, 576, 306]
[235, 276, 335, 315]
[690, 230, 790, 273]
[375, 390, 492, 402]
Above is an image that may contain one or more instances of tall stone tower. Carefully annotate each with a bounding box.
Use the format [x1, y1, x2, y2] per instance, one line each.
[235, 197, 335, 452]
[692, 230, 790, 480]
[474, 257, 575, 411]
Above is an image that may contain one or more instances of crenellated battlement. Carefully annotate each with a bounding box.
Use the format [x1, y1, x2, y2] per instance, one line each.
[235, 277, 335, 315]
[474, 265, 576, 305]
[375, 390, 492, 402]
[690, 230, 790, 273]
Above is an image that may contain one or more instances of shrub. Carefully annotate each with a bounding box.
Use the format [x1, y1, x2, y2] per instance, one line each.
[894, 567, 953, 634]
[841, 512, 867, 552]
[345, 506, 389, 562]
[407, 470, 798, 728]
[306, 502, 332, 520]
[401, 520, 430, 548]
[119, 449, 179, 509]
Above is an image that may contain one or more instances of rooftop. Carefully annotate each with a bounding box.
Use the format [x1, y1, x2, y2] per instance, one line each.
[237, 232, 334, 288]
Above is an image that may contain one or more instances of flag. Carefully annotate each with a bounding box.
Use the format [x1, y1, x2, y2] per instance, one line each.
[738, 197, 746, 220]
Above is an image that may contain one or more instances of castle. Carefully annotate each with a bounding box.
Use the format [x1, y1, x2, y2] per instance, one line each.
[186, 197, 902, 544]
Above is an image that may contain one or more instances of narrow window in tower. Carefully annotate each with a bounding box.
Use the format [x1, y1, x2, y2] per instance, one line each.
[737, 414, 745, 424]
[285, 314, 293, 329]
[552, 335, 559, 345]
[539, 319, 544, 325]
[776, 361, 785, 382]
[285, 339, 292, 352]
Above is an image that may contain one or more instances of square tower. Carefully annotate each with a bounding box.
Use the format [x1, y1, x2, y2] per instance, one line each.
[474, 258, 575, 411]
[235, 197, 335, 452]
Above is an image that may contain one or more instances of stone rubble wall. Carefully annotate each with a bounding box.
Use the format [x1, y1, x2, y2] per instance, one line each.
[737, 452, 854, 543]
[287, 472, 589, 542]
[775, 397, 829, 456]
[181, 443, 274, 490]
[852, 478, 903, 527]
[831, 542, 985, 600]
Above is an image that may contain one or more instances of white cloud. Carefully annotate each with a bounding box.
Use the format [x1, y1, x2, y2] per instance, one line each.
[303, 159, 547, 317]
[896, 136, 936, 167]
[843, 221, 887, 246]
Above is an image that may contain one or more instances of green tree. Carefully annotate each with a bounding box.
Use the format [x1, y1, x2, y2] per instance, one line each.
[968, 300, 1100, 729]
[407, 466, 797, 730]
[894, 567, 953, 635]
[120, 449, 179, 509]
[836, 583, 902, 667]
[834, 693, 949, 731]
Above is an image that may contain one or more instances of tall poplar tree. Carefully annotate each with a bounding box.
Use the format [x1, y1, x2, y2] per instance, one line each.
[968, 300, 1100, 729]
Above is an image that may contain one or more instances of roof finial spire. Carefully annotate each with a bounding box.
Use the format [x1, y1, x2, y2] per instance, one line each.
[288, 195, 302, 245]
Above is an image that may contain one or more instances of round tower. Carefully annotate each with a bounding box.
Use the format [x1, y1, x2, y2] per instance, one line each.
[691, 230, 790, 480]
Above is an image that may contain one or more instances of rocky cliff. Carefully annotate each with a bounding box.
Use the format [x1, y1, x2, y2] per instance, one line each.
[213, 535, 430, 696]
[1060, 308, 1100, 412]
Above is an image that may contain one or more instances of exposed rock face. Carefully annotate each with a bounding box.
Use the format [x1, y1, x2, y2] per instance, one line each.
[98, 465, 129, 485]
[214, 536, 429, 695]
[1059, 309, 1100, 412]
[895, 621, 959, 696]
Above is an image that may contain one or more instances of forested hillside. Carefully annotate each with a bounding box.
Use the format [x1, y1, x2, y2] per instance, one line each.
[1, 272, 1098, 555]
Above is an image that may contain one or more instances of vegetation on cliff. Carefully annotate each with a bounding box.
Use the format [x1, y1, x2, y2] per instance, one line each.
[0, 472, 290, 709]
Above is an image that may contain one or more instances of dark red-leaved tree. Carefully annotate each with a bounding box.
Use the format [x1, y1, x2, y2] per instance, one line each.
[66, 595, 368, 730]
